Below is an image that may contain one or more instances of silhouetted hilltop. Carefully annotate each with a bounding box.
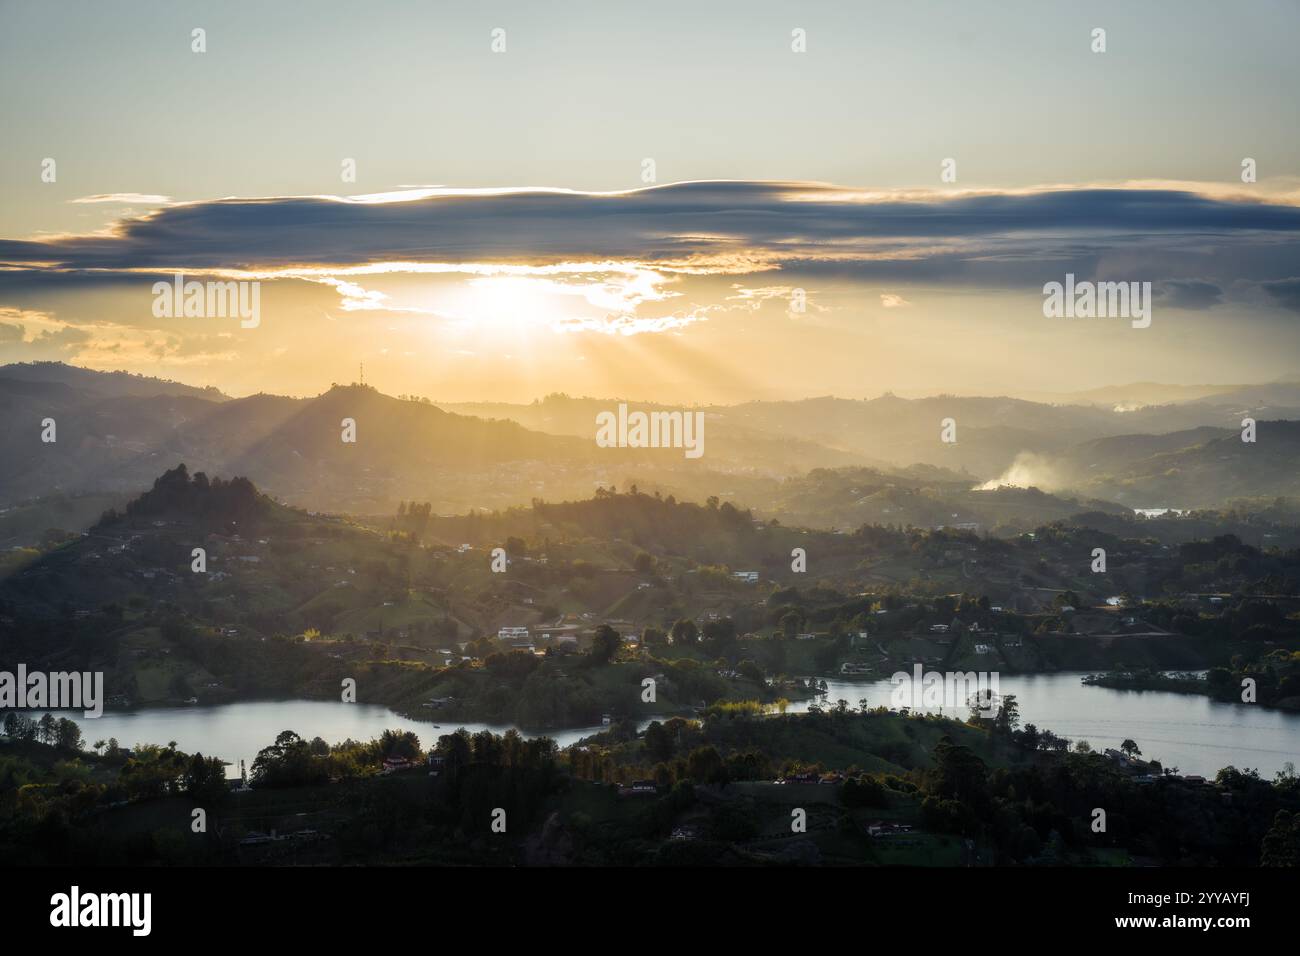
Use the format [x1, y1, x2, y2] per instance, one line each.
[0, 361, 226, 401]
[101, 463, 272, 530]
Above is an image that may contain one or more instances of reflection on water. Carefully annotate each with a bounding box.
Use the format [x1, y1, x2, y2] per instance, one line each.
[797, 673, 1300, 778]
[42, 701, 617, 779]
[40, 672, 1300, 779]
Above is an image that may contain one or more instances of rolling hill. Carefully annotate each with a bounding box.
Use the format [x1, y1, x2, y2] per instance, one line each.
[4, 363, 1300, 521]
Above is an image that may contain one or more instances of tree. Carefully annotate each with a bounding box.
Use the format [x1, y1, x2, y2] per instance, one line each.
[1019, 723, 1041, 751]
[993, 694, 1020, 734]
[184, 752, 229, 803]
[37, 713, 56, 746]
[250, 730, 328, 788]
[701, 618, 737, 656]
[588, 624, 622, 664]
[686, 745, 726, 784]
[921, 795, 978, 835]
[1261, 810, 1300, 867]
[640, 626, 666, 646]
[54, 718, 82, 751]
[1054, 591, 1080, 609]
[669, 618, 698, 646]
[121, 742, 188, 799]
[379, 729, 421, 759]
[737, 660, 765, 683]
[780, 608, 803, 640]
[437, 729, 473, 777]
[928, 735, 989, 806]
[643, 721, 673, 763]
[1120, 739, 1142, 758]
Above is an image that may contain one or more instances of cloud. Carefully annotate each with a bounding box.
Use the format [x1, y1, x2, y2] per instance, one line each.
[0, 320, 91, 360]
[69, 194, 173, 206]
[0, 306, 241, 366]
[1260, 277, 1300, 313]
[0, 307, 76, 352]
[3, 182, 1298, 288]
[725, 284, 823, 313]
[4, 183, 1300, 340]
[552, 307, 715, 336]
[1154, 279, 1224, 310]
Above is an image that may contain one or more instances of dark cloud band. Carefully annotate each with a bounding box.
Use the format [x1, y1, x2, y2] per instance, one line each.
[2, 182, 1298, 297]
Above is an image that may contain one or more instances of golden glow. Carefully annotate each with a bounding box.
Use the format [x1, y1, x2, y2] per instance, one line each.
[450, 276, 567, 334]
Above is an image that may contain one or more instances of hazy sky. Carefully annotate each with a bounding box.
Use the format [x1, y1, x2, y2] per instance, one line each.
[2, 0, 1299, 401]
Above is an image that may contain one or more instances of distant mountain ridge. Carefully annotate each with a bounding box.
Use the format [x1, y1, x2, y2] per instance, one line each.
[2, 363, 1298, 518]
[0, 361, 226, 402]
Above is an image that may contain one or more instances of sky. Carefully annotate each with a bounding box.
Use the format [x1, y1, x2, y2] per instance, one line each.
[1, 0, 1299, 402]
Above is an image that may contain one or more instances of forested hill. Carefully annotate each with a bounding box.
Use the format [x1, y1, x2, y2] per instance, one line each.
[100, 463, 278, 532]
[402, 487, 757, 551]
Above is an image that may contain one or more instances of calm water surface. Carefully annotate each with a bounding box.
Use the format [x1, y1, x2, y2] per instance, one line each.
[44, 701, 613, 778]
[42, 673, 1300, 779]
[797, 673, 1299, 778]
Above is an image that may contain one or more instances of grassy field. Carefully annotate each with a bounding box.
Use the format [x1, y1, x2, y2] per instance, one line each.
[333, 593, 444, 635]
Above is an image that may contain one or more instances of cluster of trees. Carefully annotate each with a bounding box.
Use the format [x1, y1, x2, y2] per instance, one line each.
[574, 711, 864, 789]
[1087, 650, 1300, 710]
[394, 500, 435, 537]
[560, 690, 1300, 865]
[249, 729, 423, 788]
[1209, 649, 1300, 707]
[119, 743, 228, 803]
[103, 463, 267, 530]
[2, 712, 83, 750]
[0, 722, 570, 865]
[425, 729, 560, 838]
[584, 618, 744, 664]
[0, 731, 227, 854]
[569, 736, 769, 789]
[919, 732, 1300, 865]
[308, 727, 566, 863]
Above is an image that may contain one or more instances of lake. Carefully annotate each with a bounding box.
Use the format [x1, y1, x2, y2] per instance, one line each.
[796, 673, 1299, 778]
[38, 701, 618, 779]
[37, 673, 1300, 779]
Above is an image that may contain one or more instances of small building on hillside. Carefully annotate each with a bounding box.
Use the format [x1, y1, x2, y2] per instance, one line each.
[618, 780, 658, 797]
